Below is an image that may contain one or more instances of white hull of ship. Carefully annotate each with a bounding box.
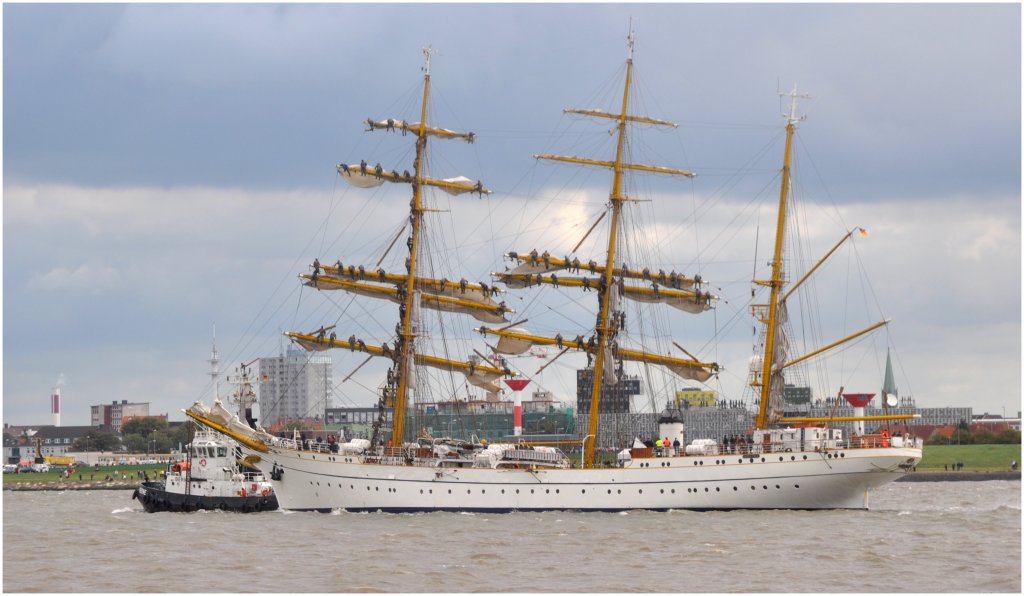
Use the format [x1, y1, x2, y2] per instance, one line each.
[246, 445, 920, 512]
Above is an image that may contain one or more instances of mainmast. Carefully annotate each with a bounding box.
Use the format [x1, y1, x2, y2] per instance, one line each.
[584, 31, 634, 469]
[496, 30, 718, 469]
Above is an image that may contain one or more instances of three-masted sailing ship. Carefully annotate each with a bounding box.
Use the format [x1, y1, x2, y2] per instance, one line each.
[186, 37, 922, 512]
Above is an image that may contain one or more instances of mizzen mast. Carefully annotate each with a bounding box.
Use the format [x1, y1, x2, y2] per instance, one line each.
[753, 85, 807, 429]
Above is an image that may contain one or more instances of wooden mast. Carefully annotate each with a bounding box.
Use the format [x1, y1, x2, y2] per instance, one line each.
[392, 47, 434, 447]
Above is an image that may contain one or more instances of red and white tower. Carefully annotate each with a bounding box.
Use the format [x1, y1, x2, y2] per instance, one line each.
[51, 374, 64, 427]
[504, 379, 530, 436]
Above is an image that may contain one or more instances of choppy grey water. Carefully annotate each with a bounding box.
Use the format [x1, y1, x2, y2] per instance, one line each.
[3, 481, 1020, 593]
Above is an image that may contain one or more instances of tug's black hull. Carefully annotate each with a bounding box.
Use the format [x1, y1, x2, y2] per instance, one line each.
[132, 481, 278, 513]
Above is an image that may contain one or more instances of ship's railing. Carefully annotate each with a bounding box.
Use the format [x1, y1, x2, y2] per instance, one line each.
[273, 437, 338, 453]
[630, 433, 922, 459]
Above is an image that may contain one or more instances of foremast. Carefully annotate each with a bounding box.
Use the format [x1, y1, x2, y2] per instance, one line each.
[288, 47, 504, 448]
[394, 46, 433, 447]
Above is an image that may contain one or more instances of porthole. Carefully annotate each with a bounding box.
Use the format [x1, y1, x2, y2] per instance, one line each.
[531, 489, 535, 494]
[556, 489, 560, 494]
[761, 458, 766, 462]
[375, 487, 379, 491]
[617, 489, 621, 494]
[775, 485, 780, 489]
[546, 489, 550, 494]
[704, 487, 709, 492]
[763, 485, 768, 490]
[660, 489, 664, 494]
[582, 489, 586, 494]
[448, 489, 452, 494]
[501, 489, 505, 494]
[420, 489, 423, 494]
[750, 486, 756, 490]
[803, 455, 808, 460]
[840, 453, 845, 458]
[671, 489, 675, 494]
[715, 487, 720, 492]
[791, 456, 796, 461]
[733, 486, 738, 491]
[779, 457, 784, 462]
[738, 459, 743, 464]
[639, 489, 643, 494]
[516, 489, 520, 494]
[794, 484, 800, 489]
[467, 490, 471, 494]
[607, 489, 612, 494]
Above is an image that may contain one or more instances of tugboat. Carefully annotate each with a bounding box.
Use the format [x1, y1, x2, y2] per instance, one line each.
[133, 331, 278, 512]
[132, 427, 277, 513]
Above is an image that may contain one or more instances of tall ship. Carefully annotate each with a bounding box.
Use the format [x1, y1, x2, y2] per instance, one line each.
[186, 35, 922, 512]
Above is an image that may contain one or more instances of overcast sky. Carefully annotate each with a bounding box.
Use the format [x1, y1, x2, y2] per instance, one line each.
[4, 3, 1020, 427]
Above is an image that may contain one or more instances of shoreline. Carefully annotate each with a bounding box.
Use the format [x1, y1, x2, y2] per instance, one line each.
[4, 472, 1020, 491]
[896, 471, 1020, 482]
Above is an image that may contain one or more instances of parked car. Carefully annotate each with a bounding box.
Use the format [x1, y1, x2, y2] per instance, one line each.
[30, 463, 51, 473]
[2, 464, 18, 473]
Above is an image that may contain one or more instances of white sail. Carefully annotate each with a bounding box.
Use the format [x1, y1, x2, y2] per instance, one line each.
[602, 345, 618, 385]
[622, 285, 713, 313]
[338, 168, 387, 188]
[666, 363, 715, 383]
[493, 328, 535, 355]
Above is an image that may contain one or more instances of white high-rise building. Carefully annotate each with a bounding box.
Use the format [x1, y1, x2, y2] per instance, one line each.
[257, 346, 332, 425]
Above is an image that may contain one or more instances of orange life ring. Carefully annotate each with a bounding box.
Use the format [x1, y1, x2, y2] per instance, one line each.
[880, 430, 890, 447]
[240, 488, 247, 497]
[251, 483, 258, 492]
[199, 458, 207, 467]
[261, 488, 270, 497]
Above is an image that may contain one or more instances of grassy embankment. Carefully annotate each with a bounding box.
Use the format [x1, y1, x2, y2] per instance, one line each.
[3, 464, 168, 488]
[916, 444, 1021, 473]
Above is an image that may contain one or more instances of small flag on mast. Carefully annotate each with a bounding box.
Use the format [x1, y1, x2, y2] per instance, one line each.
[858, 227, 869, 237]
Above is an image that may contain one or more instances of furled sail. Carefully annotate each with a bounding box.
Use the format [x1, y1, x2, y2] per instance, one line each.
[364, 118, 477, 142]
[336, 166, 490, 196]
[302, 276, 511, 324]
[503, 252, 702, 290]
[286, 331, 512, 393]
[493, 271, 713, 313]
[315, 266, 502, 302]
[478, 326, 718, 382]
[765, 301, 789, 422]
